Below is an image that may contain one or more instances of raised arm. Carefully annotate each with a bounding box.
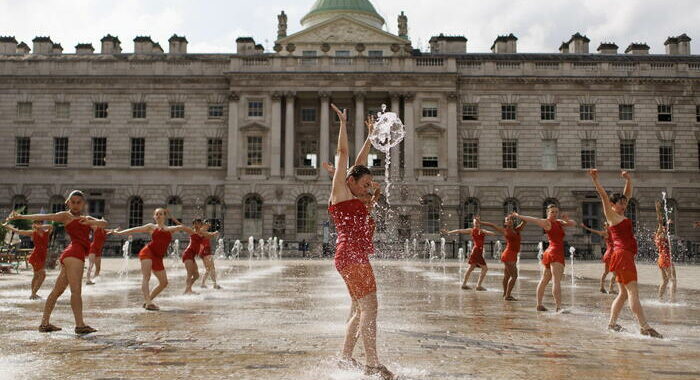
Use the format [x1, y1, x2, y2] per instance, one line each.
[113, 224, 154, 236]
[512, 213, 551, 230]
[442, 228, 473, 235]
[621, 171, 632, 201]
[515, 220, 527, 232]
[479, 221, 505, 235]
[7, 210, 69, 224]
[579, 223, 607, 237]
[354, 115, 375, 167]
[1, 223, 33, 237]
[330, 104, 352, 204]
[588, 169, 621, 225]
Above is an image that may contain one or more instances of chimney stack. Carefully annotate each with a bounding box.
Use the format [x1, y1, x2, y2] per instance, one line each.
[236, 37, 256, 55]
[16, 42, 30, 54]
[134, 36, 155, 54]
[0, 36, 17, 54]
[567, 33, 590, 54]
[75, 43, 94, 55]
[491, 34, 517, 54]
[597, 42, 618, 54]
[168, 34, 188, 54]
[51, 43, 63, 55]
[666, 33, 691, 55]
[32, 36, 53, 54]
[429, 33, 467, 54]
[625, 43, 650, 55]
[558, 42, 569, 54]
[100, 34, 122, 54]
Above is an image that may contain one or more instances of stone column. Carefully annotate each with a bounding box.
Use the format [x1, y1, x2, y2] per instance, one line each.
[284, 92, 296, 178]
[354, 92, 366, 159]
[270, 92, 283, 177]
[226, 92, 240, 180]
[390, 92, 402, 178]
[403, 92, 415, 180]
[447, 92, 459, 179]
[319, 92, 330, 170]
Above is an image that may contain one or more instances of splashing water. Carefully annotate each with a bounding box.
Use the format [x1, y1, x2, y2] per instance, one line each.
[440, 237, 446, 261]
[369, 104, 406, 207]
[215, 238, 225, 259]
[404, 239, 410, 259]
[278, 239, 284, 259]
[412, 239, 418, 258]
[569, 246, 576, 288]
[231, 240, 241, 260]
[119, 236, 132, 279]
[467, 241, 473, 261]
[494, 240, 502, 260]
[458, 247, 465, 280]
[258, 239, 265, 259]
[247, 236, 255, 260]
[172, 239, 180, 258]
[429, 241, 436, 262]
[661, 192, 674, 262]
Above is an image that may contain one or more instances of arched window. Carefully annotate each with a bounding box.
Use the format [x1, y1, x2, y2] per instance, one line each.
[463, 198, 479, 228]
[49, 196, 64, 214]
[167, 196, 183, 226]
[503, 198, 519, 216]
[421, 195, 442, 234]
[296, 195, 317, 234]
[243, 194, 263, 236]
[625, 198, 638, 230]
[205, 197, 223, 231]
[660, 198, 677, 235]
[128, 197, 144, 228]
[12, 195, 28, 214]
[542, 198, 559, 218]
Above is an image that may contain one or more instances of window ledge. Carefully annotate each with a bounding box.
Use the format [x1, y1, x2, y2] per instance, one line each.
[541, 120, 560, 126]
[460, 120, 481, 126]
[205, 119, 225, 124]
[128, 119, 149, 124]
[52, 119, 72, 123]
[656, 122, 676, 128]
[499, 120, 520, 126]
[578, 121, 598, 126]
[167, 119, 187, 124]
[14, 119, 34, 124]
[617, 121, 637, 126]
[90, 119, 110, 124]
[421, 117, 441, 122]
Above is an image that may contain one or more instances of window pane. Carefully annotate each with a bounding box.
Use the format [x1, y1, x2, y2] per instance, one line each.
[540, 104, 556, 120]
[502, 139, 517, 169]
[132, 103, 147, 119]
[462, 103, 478, 121]
[128, 197, 143, 228]
[301, 108, 317, 122]
[422, 196, 441, 234]
[54, 137, 68, 166]
[660, 143, 674, 170]
[463, 199, 479, 228]
[542, 139, 557, 170]
[94, 102, 108, 119]
[581, 139, 596, 169]
[501, 104, 517, 120]
[422, 137, 439, 168]
[208, 104, 224, 119]
[580, 104, 595, 121]
[207, 138, 223, 167]
[130, 138, 145, 167]
[248, 101, 264, 117]
[167, 197, 183, 225]
[169, 138, 184, 167]
[462, 139, 478, 169]
[247, 136, 263, 166]
[16, 137, 30, 167]
[619, 104, 634, 121]
[422, 101, 438, 118]
[657, 104, 672, 122]
[620, 140, 635, 169]
[170, 103, 185, 119]
[17, 102, 32, 119]
[296, 196, 316, 233]
[55, 102, 70, 119]
[92, 137, 107, 167]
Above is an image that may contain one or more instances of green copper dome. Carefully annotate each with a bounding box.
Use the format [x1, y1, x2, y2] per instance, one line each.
[301, 0, 385, 29]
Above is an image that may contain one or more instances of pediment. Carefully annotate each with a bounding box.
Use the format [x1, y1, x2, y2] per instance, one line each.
[240, 122, 269, 132]
[416, 123, 444, 133]
[278, 15, 408, 45]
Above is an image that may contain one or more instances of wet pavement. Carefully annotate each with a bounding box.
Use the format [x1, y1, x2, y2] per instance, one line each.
[1, 258, 699, 379]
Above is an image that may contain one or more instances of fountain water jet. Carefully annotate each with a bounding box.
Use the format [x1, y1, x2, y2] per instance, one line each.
[118, 236, 132, 279]
[231, 239, 241, 260]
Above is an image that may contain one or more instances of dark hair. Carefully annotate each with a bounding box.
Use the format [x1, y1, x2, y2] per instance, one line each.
[610, 193, 627, 205]
[192, 218, 203, 224]
[346, 165, 372, 180]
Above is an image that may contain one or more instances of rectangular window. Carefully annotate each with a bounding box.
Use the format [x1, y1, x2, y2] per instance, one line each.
[301, 50, 317, 65]
[422, 101, 438, 118]
[94, 102, 108, 119]
[461, 103, 478, 121]
[542, 139, 557, 170]
[247, 136, 263, 166]
[208, 104, 224, 119]
[92, 137, 107, 167]
[15, 137, 30, 167]
[248, 100, 264, 118]
[660, 142, 674, 170]
[207, 138, 223, 167]
[619, 104, 634, 121]
[168, 138, 184, 167]
[299, 140, 318, 168]
[55, 102, 70, 119]
[540, 104, 556, 120]
[301, 108, 317, 122]
[501, 104, 517, 120]
[88, 199, 105, 219]
[130, 138, 145, 167]
[132, 102, 147, 119]
[696, 105, 700, 122]
[54, 137, 68, 166]
[334, 50, 351, 65]
[581, 139, 596, 169]
[421, 137, 439, 168]
[462, 139, 478, 169]
[368, 50, 384, 65]
[658, 104, 672, 122]
[502, 139, 517, 169]
[580, 104, 596, 121]
[17, 102, 32, 119]
[170, 103, 185, 119]
[620, 140, 635, 170]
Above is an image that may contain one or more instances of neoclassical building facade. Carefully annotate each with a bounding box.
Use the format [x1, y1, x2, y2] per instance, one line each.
[2, 0, 700, 254]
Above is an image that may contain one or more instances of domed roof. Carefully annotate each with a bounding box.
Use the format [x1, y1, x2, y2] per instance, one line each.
[301, 0, 385, 29]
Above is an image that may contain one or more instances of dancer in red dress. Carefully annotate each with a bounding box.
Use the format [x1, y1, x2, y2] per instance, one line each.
[514, 205, 576, 312]
[580, 222, 616, 294]
[3, 220, 52, 299]
[588, 170, 662, 338]
[7, 190, 106, 335]
[654, 201, 676, 301]
[113, 209, 196, 310]
[199, 222, 221, 290]
[444, 217, 496, 291]
[179, 219, 205, 295]
[86, 225, 110, 285]
[328, 104, 395, 379]
[480, 216, 526, 300]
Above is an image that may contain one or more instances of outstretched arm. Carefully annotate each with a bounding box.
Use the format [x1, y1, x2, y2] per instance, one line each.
[7, 210, 69, 224]
[579, 223, 606, 237]
[479, 221, 504, 235]
[512, 213, 551, 230]
[559, 213, 577, 228]
[515, 220, 527, 232]
[80, 216, 108, 228]
[480, 228, 497, 236]
[113, 224, 153, 236]
[442, 228, 473, 235]
[1, 223, 33, 237]
[588, 169, 621, 225]
[354, 115, 375, 167]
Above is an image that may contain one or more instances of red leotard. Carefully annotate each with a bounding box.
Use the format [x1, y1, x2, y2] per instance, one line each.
[602, 227, 614, 264]
[329, 199, 376, 300]
[89, 227, 107, 257]
[655, 233, 672, 269]
[182, 233, 203, 262]
[59, 218, 91, 264]
[199, 237, 212, 257]
[468, 228, 487, 267]
[500, 228, 521, 263]
[28, 229, 49, 272]
[542, 220, 565, 268]
[138, 228, 172, 272]
[608, 218, 638, 284]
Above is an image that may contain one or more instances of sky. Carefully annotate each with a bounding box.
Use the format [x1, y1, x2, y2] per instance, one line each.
[1, 0, 699, 54]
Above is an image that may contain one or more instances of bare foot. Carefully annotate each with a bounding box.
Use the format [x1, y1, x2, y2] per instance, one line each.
[504, 296, 518, 301]
[641, 327, 663, 339]
[536, 305, 547, 312]
[29, 294, 39, 300]
[364, 364, 396, 380]
[86, 281, 95, 286]
[213, 284, 222, 290]
[184, 290, 199, 295]
[600, 288, 607, 294]
[461, 285, 471, 290]
[476, 286, 487, 291]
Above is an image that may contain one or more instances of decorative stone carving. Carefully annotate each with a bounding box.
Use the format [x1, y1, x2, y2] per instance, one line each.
[271, 92, 283, 101]
[355, 43, 365, 53]
[228, 92, 240, 102]
[320, 43, 331, 53]
[273, 43, 283, 53]
[318, 91, 331, 100]
[390, 44, 401, 53]
[398, 11, 408, 38]
[285, 43, 296, 53]
[277, 11, 287, 40]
